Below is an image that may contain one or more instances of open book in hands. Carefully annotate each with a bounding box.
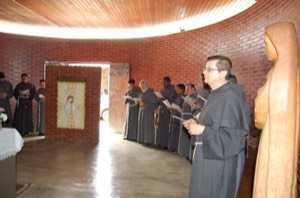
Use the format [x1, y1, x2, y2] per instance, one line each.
[123, 95, 132, 100]
[171, 103, 183, 113]
[162, 100, 182, 113]
[154, 91, 164, 99]
[20, 89, 30, 96]
[123, 95, 141, 102]
[182, 95, 201, 109]
[161, 99, 171, 108]
[133, 98, 141, 102]
[182, 95, 196, 104]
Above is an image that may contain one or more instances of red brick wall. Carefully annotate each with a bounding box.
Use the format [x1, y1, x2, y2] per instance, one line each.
[0, 36, 133, 131]
[45, 66, 101, 141]
[128, 0, 300, 148]
[0, 0, 299, 147]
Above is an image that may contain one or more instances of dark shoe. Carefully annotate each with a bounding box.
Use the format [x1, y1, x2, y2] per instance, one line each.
[38, 133, 44, 136]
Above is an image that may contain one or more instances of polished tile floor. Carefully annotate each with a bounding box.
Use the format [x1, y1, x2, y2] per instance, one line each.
[16, 122, 256, 198]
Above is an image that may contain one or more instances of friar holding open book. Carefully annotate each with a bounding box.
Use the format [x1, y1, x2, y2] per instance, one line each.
[123, 79, 142, 141]
[13, 73, 36, 136]
[156, 76, 177, 148]
[168, 83, 185, 152]
[136, 80, 157, 145]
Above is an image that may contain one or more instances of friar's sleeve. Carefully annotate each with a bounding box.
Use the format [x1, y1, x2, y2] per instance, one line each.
[34, 89, 39, 102]
[124, 90, 130, 104]
[201, 97, 249, 160]
[29, 84, 36, 100]
[143, 89, 157, 109]
[7, 82, 14, 99]
[14, 84, 20, 99]
[34, 88, 42, 102]
[202, 127, 248, 160]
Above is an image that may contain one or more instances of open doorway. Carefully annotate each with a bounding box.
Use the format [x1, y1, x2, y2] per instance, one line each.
[43, 61, 129, 141]
[100, 67, 109, 121]
[44, 61, 111, 121]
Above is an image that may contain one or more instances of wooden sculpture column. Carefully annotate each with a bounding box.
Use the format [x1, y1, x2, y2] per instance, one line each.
[253, 22, 300, 197]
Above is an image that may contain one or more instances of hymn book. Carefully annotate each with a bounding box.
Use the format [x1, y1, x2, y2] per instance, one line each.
[161, 99, 171, 108]
[182, 95, 201, 109]
[123, 95, 141, 102]
[154, 91, 164, 99]
[171, 103, 183, 113]
[19, 89, 30, 95]
[182, 95, 196, 104]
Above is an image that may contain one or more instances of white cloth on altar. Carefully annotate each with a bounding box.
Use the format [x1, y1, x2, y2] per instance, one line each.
[0, 127, 24, 161]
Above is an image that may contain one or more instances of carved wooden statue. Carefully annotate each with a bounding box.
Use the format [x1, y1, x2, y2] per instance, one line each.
[253, 22, 300, 197]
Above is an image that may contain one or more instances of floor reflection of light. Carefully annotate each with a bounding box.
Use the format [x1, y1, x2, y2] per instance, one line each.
[92, 121, 115, 197]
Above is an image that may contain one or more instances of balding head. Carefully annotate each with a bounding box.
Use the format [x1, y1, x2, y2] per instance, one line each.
[139, 80, 148, 92]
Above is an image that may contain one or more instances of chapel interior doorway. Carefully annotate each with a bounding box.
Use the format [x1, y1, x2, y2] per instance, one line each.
[43, 61, 129, 139]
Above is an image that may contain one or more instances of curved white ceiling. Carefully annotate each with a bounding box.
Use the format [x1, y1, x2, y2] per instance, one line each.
[0, 0, 256, 39]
